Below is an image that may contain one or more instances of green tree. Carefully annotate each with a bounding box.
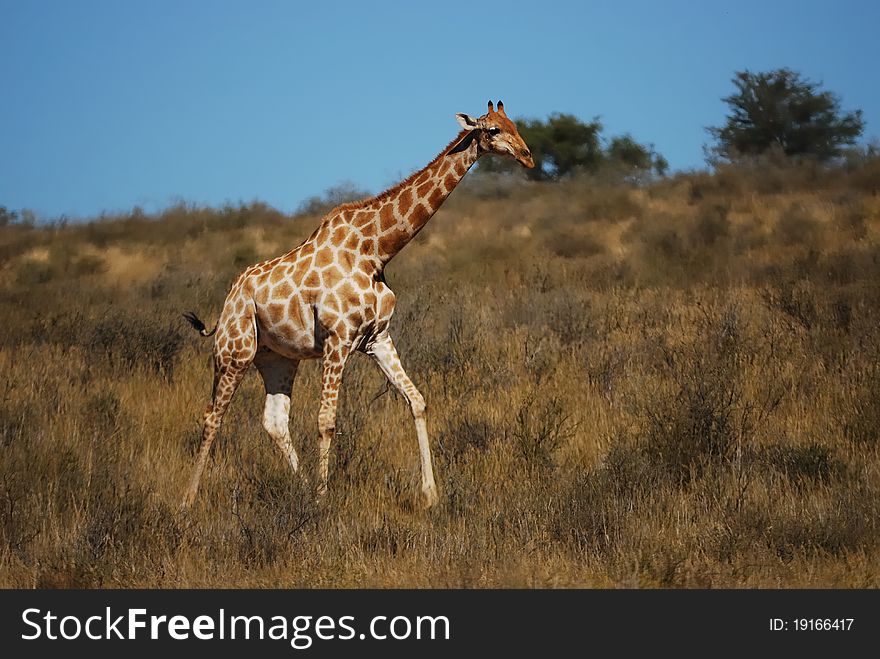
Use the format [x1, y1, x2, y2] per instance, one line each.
[0, 206, 18, 226]
[707, 69, 864, 162]
[606, 134, 668, 177]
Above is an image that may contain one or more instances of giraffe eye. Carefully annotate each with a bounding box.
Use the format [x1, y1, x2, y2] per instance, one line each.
[487, 127, 501, 135]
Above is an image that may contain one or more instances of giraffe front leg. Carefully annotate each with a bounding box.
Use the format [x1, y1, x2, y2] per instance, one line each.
[317, 339, 352, 500]
[367, 331, 438, 508]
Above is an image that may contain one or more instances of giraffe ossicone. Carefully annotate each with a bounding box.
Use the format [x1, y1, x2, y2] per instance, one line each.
[181, 101, 535, 509]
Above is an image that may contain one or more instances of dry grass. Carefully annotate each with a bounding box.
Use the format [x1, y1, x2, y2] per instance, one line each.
[1, 160, 880, 588]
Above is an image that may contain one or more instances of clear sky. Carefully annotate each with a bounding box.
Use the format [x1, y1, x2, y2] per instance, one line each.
[1, 0, 878, 220]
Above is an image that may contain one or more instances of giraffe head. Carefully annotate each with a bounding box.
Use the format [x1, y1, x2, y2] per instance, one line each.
[455, 100, 535, 168]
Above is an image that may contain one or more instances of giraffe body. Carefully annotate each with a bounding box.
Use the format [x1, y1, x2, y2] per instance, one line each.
[182, 101, 534, 508]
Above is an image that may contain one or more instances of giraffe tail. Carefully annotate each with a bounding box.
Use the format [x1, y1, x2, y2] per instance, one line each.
[182, 311, 218, 337]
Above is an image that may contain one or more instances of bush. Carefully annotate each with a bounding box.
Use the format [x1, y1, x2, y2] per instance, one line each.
[509, 396, 575, 472]
[16, 259, 54, 285]
[773, 205, 821, 246]
[760, 442, 844, 486]
[87, 315, 185, 380]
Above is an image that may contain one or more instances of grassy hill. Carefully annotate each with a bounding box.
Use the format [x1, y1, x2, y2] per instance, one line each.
[1, 158, 879, 587]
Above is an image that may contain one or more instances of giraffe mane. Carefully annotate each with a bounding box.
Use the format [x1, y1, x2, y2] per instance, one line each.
[329, 129, 473, 214]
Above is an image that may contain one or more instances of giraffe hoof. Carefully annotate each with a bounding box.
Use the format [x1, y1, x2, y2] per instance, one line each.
[180, 490, 197, 511]
[422, 485, 439, 509]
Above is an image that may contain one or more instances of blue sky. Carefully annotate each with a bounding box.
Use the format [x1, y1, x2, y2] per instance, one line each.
[1, 0, 878, 220]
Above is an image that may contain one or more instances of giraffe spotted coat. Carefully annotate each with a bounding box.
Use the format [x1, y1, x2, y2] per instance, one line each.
[182, 101, 535, 508]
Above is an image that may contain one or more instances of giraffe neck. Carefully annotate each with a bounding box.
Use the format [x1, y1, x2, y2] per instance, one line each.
[345, 131, 481, 268]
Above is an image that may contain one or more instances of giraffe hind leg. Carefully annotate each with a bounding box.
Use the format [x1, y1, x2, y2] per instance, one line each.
[182, 309, 257, 509]
[255, 349, 303, 476]
[182, 362, 248, 508]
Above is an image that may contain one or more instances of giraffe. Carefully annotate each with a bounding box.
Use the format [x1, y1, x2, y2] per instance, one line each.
[181, 100, 534, 509]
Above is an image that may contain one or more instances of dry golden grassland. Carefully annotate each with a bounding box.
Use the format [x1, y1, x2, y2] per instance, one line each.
[1, 159, 879, 587]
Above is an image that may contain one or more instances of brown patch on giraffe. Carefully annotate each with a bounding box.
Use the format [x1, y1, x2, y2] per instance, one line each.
[273, 281, 293, 298]
[336, 281, 360, 307]
[337, 249, 355, 271]
[292, 258, 310, 282]
[410, 203, 430, 226]
[439, 160, 451, 176]
[332, 317, 352, 337]
[359, 238, 376, 256]
[303, 271, 321, 289]
[255, 286, 269, 304]
[361, 222, 377, 237]
[379, 204, 396, 231]
[324, 294, 341, 314]
[362, 289, 376, 308]
[455, 159, 468, 176]
[299, 241, 315, 257]
[353, 211, 372, 228]
[428, 186, 445, 209]
[397, 188, 412, 216]
[238, 316, 251, 334]
[332, 226, 347, 244]
[444, 173, 456, 190]
[353, 272, 371, 289]
[287, 297, 307, 326]
[344, 232, 360, 251]
[321, 265, 343, 288]
[378, 229, 409, 256]
[417, 181, 433, 198]
[267, 303, 286, 323]
[314, 226, 329, 244]
[315, 247, 334, 268]
[300, 286, 318, 306]
[379, 291, 396, 318]
[270, 267, 285, 284]
[414, 170, 431, 186]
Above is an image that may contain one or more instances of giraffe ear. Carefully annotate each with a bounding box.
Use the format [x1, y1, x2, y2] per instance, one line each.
[456, 113, 479, 130]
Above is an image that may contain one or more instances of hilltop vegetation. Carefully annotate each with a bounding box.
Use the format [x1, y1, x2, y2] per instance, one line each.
[1, 152, 879, 587]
